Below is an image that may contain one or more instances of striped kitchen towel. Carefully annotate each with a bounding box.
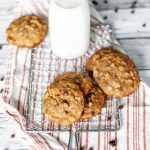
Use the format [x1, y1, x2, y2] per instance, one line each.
[0, 0, 150, 149]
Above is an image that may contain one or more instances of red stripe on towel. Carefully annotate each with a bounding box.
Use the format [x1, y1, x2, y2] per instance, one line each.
[126, 97, 129, 150]
[17, 48, 29, 111]
[143, 86, 147, 150]
[9, 47, 19, 104]
[31, 48, 42, 127]
[137, 87, 140, 150]
[38, 133, 53, 149]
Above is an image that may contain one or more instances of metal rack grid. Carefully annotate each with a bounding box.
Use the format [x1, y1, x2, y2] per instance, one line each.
[26, 49, 121, 132]
[26, 22, 121, 132]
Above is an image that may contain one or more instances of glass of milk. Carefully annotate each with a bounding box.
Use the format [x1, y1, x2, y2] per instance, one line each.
[49, 0, 90, 59]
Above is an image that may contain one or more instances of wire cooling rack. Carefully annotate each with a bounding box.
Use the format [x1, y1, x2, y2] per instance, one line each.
[26, 23, 121, 132]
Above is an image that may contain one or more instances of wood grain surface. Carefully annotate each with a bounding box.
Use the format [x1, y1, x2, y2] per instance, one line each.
[0, 0, 150, 85]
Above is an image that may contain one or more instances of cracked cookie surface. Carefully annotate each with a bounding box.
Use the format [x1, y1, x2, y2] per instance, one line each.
[81, 87, 105, 119]
[55, 72, 93, 96]
[93, 51, 140, 98]
[7, 15, 48, 48]
[43, 81, 84, 126]
[86, 48, 121, 72]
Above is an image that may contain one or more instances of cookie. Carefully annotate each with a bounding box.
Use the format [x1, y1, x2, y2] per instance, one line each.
[43, 81, 84, 126]
[81, 87, 105, 119]
[86, 48, 120, 72]
[55, 72, 93, 96]
[93, 51, 140, 98]
[6, 15, 48, 48]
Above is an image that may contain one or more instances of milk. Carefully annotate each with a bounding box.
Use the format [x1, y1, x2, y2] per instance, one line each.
[49, 0, 90, 59]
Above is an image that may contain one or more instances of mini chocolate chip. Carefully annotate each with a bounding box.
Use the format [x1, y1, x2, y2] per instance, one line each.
[109, 139, 117, 147]
[80, 146, 85, 150]
[114, 7, 118, 13]
[107, 116, 111, 121]
[88, 147, 94, 150]
[88, 71, 93, 79]
[0, 89, 3, 93]
[142, 23, 146, 27]
[131, 10, 135, 14]
[104, 0, 108, 4]
[119, 104, 124, 109]
[131, 1, 137, 8]
[133, 1, 137, 5]
[103, 16, 108, 20]
[0, 77, 4, 81]
[92, 0, 98, 5]
[63, 100, 68, 104]
[11, 133, 15, 138]
[65, 110, 68, 114]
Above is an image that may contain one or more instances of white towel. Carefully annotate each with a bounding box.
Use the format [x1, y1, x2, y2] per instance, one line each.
[0, 0, 150, 149]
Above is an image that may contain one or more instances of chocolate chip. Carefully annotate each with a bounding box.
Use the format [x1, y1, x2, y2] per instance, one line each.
[103, 16, 108, 20]
[107, 116, 111, 121]
[114, 7, 118, 13]
[4, 148, 9, 150]
[131, 10, 135, 14]
[92, 0, 98, 5]
[142, 23, 146, 27]
[88, 147, 94, 150]
[63, 100, 68, 104]
[80, 146, 86, 150]
[88, 71, 93, 79]
[0, 89, 3, 93]
[133, 1, 137, 5]
[11, 133, 15, 138]
[109, 139, 117, 147]
[0, 77, 4, 81]
[104, 0, 108, 4]
[0, 45, 2, 49]
[131, 1, 137, 8]
[119, 104, 124, 109]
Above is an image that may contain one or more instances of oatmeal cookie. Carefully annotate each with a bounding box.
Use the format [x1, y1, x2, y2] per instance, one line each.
[55, 72, 93, 96]
[86, 48, 120, 72]
[81, 87, 105, 119]
[43, 81, 84, 126]
[6, 15, 48, 48]
[93, 51, 140, 98]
